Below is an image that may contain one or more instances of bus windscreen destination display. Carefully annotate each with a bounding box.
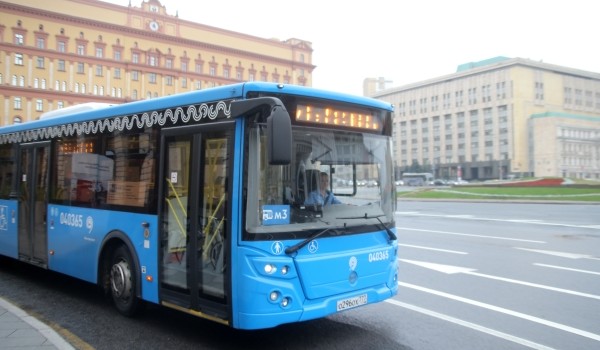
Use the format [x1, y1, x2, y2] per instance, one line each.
[295, 103, 383, 132]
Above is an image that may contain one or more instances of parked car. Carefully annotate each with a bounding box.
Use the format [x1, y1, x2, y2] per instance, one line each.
[432, 179, 447, 186]
[452, 179, 469, 185]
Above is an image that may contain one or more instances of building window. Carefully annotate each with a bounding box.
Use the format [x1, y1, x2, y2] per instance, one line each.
[58, 59, 66, 71]
[132, 53, 139, 64]
[166, 76, 173, 86]
[535, 82, 544, 101]
[166, 58, 173, 69]
[95, 47, 103, 58]
[19, 76, 24, 87]
[148, 73, 157, 83]
[36, 37, 45, 49]
[77, 62, 85, 74]
[195, 81, 202, 90]
[14, 97, 22, 110]
[496, 82, 506, 99]
[132, 71, 139, 81]
[57, 101, 64, 109]
[77, 44, 85, 55]
[195, 63, 202, 73]
[564, 87, 572, 105]
[114, 50, 121, 61]
[181, 62, 188, 72]
[34, 78, 39, 88]
[468, 88, 477, 105]
[14, 53, 24, 65]
[36, 99, 43, 112]
[181, 77, 187, 88]
[223, 68, 230, 78]
[15, 33, 24, 45]
[455, 90, 463, 107]
[114, 68, 121, 79]
[482, 84, 491, 102]
[209, 67, 216, 76]
[41, 79, 46, 89]
[36, 56, 45, 69]
[149, 55, 157, 67]
[96, 65, 103, 76]
[132, 89, 138, 99]
[57, 41, 66, 53]
[75, 83, 79, 93]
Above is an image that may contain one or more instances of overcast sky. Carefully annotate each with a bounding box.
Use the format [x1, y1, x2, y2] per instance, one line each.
[101, 0, 599, 96]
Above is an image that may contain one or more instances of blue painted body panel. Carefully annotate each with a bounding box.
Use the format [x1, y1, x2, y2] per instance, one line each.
[233, 228, 398, 329]
[47, 205, 159, 303]
[0, 200, 18, 259]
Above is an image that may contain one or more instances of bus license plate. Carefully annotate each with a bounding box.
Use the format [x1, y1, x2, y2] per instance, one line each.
[336, 294, 367, 311]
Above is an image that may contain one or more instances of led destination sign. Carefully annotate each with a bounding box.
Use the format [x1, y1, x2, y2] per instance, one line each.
[295, 104, 383, 132]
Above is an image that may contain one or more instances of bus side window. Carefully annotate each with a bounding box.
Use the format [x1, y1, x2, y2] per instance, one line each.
[105, 130, 157, 209]
[51, 135, 101, 206]
[0, 144, 15, 199]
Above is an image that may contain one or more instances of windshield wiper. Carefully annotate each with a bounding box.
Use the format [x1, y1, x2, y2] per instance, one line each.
[285, 227, 332, 255]
[336, 213, 397, 241]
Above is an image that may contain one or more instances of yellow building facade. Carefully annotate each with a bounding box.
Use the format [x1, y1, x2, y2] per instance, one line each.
[373, 57, 600, 180]
[0, 0, 314, 124]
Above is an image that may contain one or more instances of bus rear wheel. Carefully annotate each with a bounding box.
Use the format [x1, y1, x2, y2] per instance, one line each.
[109, 245, 141, 316]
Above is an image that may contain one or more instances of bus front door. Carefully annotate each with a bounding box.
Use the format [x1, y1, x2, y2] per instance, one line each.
[160, 124, 233, 323]
[18, 142, 50, 267]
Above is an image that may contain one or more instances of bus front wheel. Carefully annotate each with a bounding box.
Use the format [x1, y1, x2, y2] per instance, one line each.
[109, 245, 141, 316]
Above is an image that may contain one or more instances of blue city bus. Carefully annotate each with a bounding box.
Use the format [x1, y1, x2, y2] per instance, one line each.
[0, 82, 398, 329]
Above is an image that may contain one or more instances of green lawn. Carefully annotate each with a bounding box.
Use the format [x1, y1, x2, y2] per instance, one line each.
[398, 186, 600, 202]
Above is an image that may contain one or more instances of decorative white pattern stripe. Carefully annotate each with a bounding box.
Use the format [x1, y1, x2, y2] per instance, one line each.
[0, 101, 231, 144]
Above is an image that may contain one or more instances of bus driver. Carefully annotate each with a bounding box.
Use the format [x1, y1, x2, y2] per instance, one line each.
[305, 172, 341, 206]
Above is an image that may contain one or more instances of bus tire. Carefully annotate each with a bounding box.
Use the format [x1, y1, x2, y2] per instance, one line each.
[109, 245, 141, 316]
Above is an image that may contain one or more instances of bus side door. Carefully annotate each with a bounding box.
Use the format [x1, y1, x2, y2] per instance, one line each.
[159, 122, 235, 323]
[18, 142, 50, 267]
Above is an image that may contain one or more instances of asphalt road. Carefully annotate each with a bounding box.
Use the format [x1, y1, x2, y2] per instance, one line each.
[1, 201, 598, 349]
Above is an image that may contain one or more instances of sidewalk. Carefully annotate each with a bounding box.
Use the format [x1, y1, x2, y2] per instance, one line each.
[0, 297, 75, 350]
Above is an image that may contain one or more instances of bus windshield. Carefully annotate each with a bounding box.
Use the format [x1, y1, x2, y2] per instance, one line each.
[245, 124, 394, 239]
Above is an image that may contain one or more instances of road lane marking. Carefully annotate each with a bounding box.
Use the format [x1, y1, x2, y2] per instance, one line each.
[534, 263, 600, 276]
[400, 259, 600, 301]
[399, 282, 600, 342]
[395, 212, 600, 230]
[516, 248, 599, 260]
[386, 299, 556, 350]
[397, 227, 546, 243]
[398, 244, 468, 255]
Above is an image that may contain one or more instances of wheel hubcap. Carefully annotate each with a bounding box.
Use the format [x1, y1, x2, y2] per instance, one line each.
[111, 261, 132, 299]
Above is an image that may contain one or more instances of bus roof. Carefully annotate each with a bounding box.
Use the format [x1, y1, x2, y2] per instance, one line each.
[0, 82, 393, 136]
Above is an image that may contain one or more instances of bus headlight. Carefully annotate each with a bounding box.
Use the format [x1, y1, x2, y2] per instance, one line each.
[269, 291, 280, 302]
[264, 264, 277, 274]
[281, 265, 289, 275]
[281, 297, 291, 308]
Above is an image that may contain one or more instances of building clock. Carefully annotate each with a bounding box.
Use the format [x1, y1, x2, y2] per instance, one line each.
[149, 21, 159, 31]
